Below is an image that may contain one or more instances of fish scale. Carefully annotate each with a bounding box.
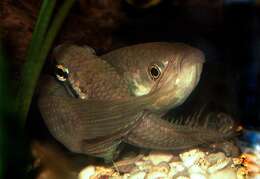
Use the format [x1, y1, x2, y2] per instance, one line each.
[73, 59, 129, 100]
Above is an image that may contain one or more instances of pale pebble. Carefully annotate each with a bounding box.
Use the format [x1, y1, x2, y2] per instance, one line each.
[148, 151, 173, 165]
[168, 169, 177, 178]
[122, 174, 130, 179]
[188, 165, 206, 174]
[135, 160, 153, 171]
[208, 158, 232, 173]
[179, 149, 205, 168]
[151, 162, 170, 173]
[190, 173, 207, 179]
[169, 162, 186, 172]
[176, 176, 190, 179]
[206, 152, 226, 165]
[146, 171, 168, 179]
[169, 161, 186, 173]
[169, 161, 186, 175]
[95, 166, 118, 177]
[78, 166, 95, 179]
[196, 158, 210, 170]
[129, 171, 146, 179]
[209, 168, 237, 179]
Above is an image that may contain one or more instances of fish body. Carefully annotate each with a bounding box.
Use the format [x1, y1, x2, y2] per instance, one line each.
[38, 42, 238, 162]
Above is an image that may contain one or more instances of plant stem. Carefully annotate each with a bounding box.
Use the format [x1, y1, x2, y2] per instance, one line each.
[0, 32, 7, 179]
[16, 0, 75, 126]
[16, 0, 57, 124]
[40, 0, 76, 68]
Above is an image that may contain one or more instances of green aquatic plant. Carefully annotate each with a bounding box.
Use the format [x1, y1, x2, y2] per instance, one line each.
[15, 0, 75, 126]
[0, 32, 8, 179]
[0, 0, 75, 178]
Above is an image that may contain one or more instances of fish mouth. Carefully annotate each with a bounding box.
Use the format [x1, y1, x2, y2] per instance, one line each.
[185, 60, 203, 88]
[167, 54, 204, 108]
[181, 51, 205, 87]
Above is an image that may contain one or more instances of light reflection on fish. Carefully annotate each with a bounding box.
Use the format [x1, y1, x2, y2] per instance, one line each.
[38, 42, 239, 162]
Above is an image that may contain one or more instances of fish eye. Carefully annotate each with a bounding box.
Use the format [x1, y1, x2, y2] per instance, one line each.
[149, 64, 161, 80]
[55, 64, 69, 82]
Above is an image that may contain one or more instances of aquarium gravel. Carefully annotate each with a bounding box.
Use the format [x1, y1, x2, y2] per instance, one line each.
[78, 148, 260, 179]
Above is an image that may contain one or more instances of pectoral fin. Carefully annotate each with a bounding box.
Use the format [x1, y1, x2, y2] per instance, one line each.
[39, 94, 148, 141]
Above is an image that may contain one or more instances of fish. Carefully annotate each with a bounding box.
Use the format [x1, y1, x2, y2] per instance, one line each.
[38, 42, 239, 162]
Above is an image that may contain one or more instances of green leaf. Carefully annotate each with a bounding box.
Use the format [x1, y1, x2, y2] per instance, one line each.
[0, 31, 8, 179]
[40, 0, 76, 66]
[16, 0, 57, 124]
[16, 0, 75, 126]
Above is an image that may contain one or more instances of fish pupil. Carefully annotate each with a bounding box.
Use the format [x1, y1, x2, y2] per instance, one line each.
[150, 66, 160, 79]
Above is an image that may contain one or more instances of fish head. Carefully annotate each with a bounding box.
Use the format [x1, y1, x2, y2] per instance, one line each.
[102, 42, 205, 113]
[50, 45, 98, 98]
[152, 44, 205, 112]
[52, 44, 96, 82]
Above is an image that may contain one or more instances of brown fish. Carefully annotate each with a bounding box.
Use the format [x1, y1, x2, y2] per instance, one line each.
[38, 42, 237, 162]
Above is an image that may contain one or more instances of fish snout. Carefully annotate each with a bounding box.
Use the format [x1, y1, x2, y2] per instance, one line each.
[182, 48, 205, 67]
[182, 49, 205, 84]
[170, 50, 204, 106]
